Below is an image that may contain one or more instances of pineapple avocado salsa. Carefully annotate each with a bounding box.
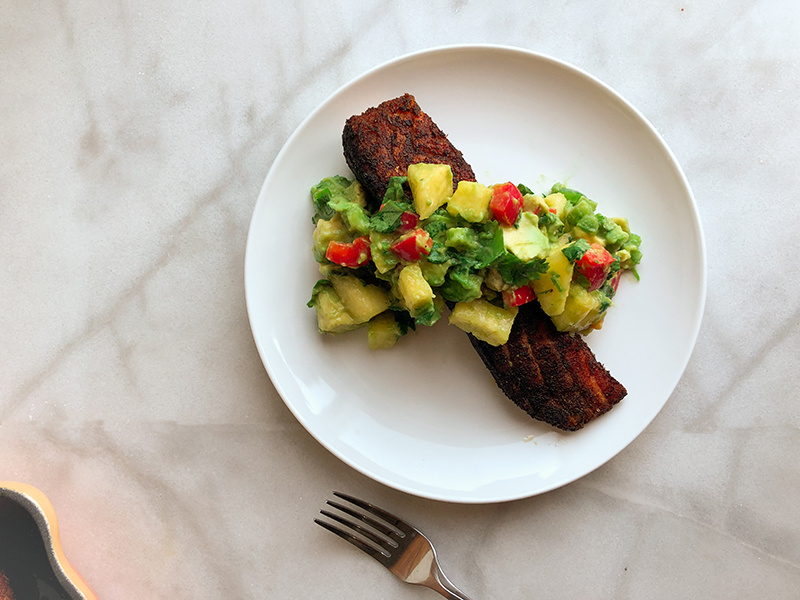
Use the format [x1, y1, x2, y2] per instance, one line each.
[307, 163, 642, 350]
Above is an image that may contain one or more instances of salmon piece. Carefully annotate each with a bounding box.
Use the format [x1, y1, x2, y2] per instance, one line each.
[342, 93, 476, 210]
[469, 302, 626, 431]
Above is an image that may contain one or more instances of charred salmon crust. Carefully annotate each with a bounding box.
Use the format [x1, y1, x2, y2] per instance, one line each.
[469, 303, 627, 431]
[342, 93, 476, 210]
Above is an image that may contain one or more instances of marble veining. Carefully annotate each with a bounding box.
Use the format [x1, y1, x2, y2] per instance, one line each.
[2, 0, 800, 598]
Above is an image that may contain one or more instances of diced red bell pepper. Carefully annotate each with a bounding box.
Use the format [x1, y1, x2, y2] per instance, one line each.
[325, 236, 371, 268]
[503, 285, 536, 307]
[608, 270, 622, 294]
[399, 211, 419, 233]
[575, 242, 615, 291]
[489, 182, 524, 226]
[390, 228, 433, 262]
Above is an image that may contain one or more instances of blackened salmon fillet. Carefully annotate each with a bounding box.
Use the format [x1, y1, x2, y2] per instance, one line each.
[342, 93, 476, 210]
[469, 303, 626, 431]
[341, 94, 627, 430]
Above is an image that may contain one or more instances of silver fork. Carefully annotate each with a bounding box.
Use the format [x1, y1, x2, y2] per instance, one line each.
[315, 492, 474, 600]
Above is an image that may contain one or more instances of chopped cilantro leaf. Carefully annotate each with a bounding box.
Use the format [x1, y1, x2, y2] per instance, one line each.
[574, 272, 591, 289]
[426, 241, 450, 264]
[382, 176, 408, 204]
[369, 199, 412, 233]
[413, 302, 441, 327]
[440, 266, 483, 303]
[538, 211, 556, 226]
[561, 239, 591, 262]
[598, 293, 613, 312]
[392, 307, 416, 333]
[422, 208, 458, 238]
[473, 221, 505, 268]
[517, 183, 534, 196]
[551, 272, 564, 293]
[494, 252, 549, 286]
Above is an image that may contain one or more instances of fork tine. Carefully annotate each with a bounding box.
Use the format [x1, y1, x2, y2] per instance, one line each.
[314, 518, 386, 561]
[325, 500, 399, 539]
[333, 491, 407, 531]
[319, 509, 395, 551]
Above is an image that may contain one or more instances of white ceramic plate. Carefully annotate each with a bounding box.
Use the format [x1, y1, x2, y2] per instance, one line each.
[245, 45, 706, 503]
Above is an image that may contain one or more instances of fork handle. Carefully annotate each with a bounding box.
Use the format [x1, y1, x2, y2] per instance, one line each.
[430, 584, 472, 600]
[428, 568, 474, 600]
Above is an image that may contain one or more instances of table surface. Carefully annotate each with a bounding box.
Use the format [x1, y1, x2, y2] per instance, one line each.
[2, 1, 799, 598]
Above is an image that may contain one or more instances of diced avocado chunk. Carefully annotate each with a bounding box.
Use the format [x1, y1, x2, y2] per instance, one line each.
[343, 179, 367, 208]
[444, 227, 479, 252]
[328, 198, 371, 235]
[398, 263, 435, 315]
[502, 212, 550, 262]
[446, 181, 492, 222]
[369, 231, 399, 274]
[522, 194, 549, 215]
[569, 228, 604, 246]
[550, 285, 605, 333]
[312, 214, 349, 262]
[532, 243, 574, 316]
[329, 273, 391, 324]
[620, 233, 643, 268]
[407, 163, 453, 219]
[308, 281, 359, 334]
[595, 214, 630, 249]
[611, 216, 630, 233]
[449, 299, 518, 346]
[564, 197, 597, 230]
[551, 183, 596, 209]
[310, 177, 367, 224]
[310, 176, 352, 222]
[575, 213, 599, 234]
[440, 266, 483, 303]
[484, 268, 506, 292]
[368, 311, 403, 350]
[419, 259, 450, 287]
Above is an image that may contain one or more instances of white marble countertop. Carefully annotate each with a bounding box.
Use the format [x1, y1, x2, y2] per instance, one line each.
[2, 1, 799, 598]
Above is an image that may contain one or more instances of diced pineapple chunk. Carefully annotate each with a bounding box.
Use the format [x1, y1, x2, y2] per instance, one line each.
[446, 181, 492, 222]
[544, 192, 567, 220]
[330, 274, 391, 324]
[532, 243, 574, 316]
[312, 214, 349, 262]
[407, 163, 453, 219]
[398, 263, 434, 314]
[569, 228, 605, 246]
[311, 284, 358, 334]
[449, 299, 518, 346]
[368, 311, 402, 350]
